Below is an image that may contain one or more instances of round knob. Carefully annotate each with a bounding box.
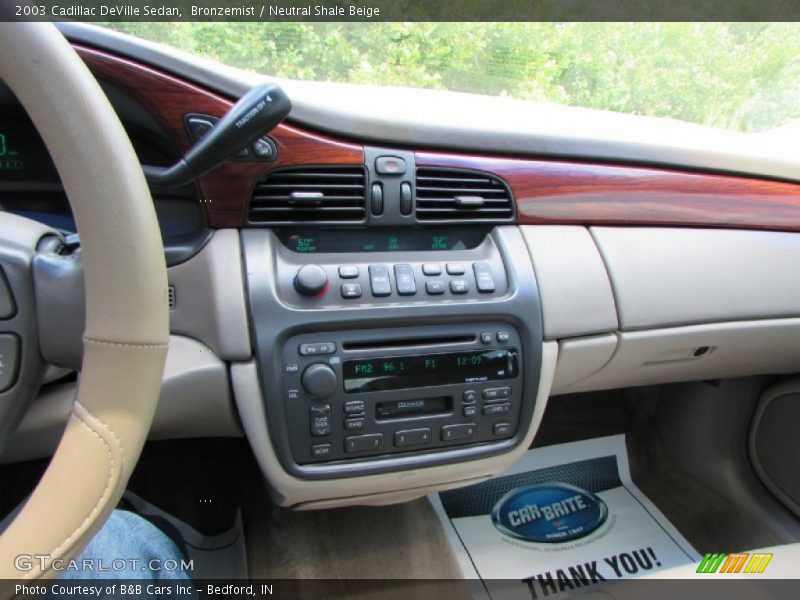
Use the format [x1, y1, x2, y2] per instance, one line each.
[302, 363, 338, 398]
[294, 264, 328, 297]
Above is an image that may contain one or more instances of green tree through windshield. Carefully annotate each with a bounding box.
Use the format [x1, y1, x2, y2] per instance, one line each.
[105, 22, 800, 133]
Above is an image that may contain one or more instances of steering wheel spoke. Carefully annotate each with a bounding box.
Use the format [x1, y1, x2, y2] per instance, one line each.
[0, 212, 49, 452]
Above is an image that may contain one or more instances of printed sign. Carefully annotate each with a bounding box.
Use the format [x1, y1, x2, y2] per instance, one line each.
[431, 435, 700, 599]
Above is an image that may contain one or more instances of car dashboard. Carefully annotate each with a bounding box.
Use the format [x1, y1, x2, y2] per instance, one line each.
[2, 25, 800, 511]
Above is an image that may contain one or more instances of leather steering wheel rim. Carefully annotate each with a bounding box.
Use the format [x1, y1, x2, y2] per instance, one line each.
[0, 22, 169, 581]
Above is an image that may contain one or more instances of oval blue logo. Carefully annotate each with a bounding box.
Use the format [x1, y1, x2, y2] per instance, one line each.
[491, 483, 608, 543]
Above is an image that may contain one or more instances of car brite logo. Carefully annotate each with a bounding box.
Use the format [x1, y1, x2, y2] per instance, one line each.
[492, 483, 608, 543]
[696, 552, 773, 574]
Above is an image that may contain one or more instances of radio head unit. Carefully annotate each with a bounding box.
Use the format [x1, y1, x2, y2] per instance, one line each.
[280, 323, 526, 471]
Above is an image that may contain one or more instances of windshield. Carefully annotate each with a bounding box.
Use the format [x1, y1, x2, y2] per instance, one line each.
[104, 22, 800, 133]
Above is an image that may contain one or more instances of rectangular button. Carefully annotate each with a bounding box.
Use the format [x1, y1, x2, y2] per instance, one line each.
[482, 402, 511, 416]
[473, 261, 496, 293]
[338, 265, 359, 279]
[341, 283, 362, 298]
[0, 268, 15, 319]
[425, 280, 445, 295]
[422, 263, 442, 276]
[375, 156, 406, 175]
[482, 386, 511, 401]
[450, 280, 469, 294]
[394, 264, 417, 295]
[299, 342, 336, 356]
[311, 443, 332, 458]
[0, 333, 19, 392]
[344, 418, 365, 431]
[463, 405, 477, 417]
[463, 390, 478, 403]
[441, 423, 477, 442]
[394, 428, 432, 447]
[310, 404, 331, 437]
[345, 433, 384, 453]
[446, 263, 466, 275]
[369, 265, 392, 296]
[493, 422, 512, 437]
[344, 400, 366, 414]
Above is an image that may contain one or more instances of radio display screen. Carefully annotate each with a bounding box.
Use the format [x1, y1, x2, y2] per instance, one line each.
[343, 349, 516, 393]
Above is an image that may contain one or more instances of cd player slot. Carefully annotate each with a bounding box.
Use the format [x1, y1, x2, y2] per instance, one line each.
[342, 335, 475, 352]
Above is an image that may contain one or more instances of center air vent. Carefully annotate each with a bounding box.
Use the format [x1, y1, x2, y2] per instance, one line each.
[415, 168, 514, 222]
[248, 166, 367, 224]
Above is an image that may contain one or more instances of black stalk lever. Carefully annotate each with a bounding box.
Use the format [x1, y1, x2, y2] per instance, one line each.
[143, 82, 291, 188]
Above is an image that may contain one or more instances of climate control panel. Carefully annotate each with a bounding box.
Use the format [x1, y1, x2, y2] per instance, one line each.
[280, 323, 525, 466]
[274, 229, 509, 307]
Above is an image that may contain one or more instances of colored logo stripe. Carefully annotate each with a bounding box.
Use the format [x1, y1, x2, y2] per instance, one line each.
[697, 553, 727, 573]
[744, 553, 773, 574]
[696, 552, 773, 574]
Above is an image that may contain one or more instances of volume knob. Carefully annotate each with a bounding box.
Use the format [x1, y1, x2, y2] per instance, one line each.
[294, 264, 328, 297]
[302, 363, 338, 399]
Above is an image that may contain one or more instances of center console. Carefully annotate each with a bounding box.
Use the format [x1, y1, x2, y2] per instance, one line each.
[241, 224, 543, 487]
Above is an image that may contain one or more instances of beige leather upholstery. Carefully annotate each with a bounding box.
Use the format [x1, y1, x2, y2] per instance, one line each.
[0, 22, 168, 582]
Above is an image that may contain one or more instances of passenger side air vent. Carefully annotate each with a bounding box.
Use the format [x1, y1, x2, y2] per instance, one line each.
[247, 166, 367, 224]
[415, 168, 514, 222]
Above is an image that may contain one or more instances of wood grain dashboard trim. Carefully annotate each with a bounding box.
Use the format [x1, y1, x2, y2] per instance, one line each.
[416, 151, 800, 232]
[74, 44, 800, 232]
[75, 45, 364, 228]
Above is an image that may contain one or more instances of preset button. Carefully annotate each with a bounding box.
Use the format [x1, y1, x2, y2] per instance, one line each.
[394, 428, 432, 447]
[345, 433, 384, 453]
[441, 423, 477, 442]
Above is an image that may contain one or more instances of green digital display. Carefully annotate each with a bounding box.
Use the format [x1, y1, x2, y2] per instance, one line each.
[432, 235, 448, 250]
[280, 228, 487, 254]
[294, 237, 317, 253]
[0, 118, 59, 182]
[0, 132, 23, 171]
[343, 349, 516, 393]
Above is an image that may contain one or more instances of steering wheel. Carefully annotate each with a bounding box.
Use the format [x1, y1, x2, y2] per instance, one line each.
[0, 22, 169, 580]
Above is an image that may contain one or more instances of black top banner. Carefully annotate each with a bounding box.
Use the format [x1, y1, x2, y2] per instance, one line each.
[2, 0, 800, 22]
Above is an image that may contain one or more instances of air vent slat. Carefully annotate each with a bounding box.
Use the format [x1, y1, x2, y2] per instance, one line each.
[254, 183, 365, 190]
[251, 195, 366, 202]
[417, 198, 511, 205]
[249, 206, 366, 213]
[415, 168, 514, 222]
[247, 166, 367, 225]
[415, 207, 513, 214]
[417, 176, 494, 184]
[417, 186, 507, 195]
[266, 172, 364, 180]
